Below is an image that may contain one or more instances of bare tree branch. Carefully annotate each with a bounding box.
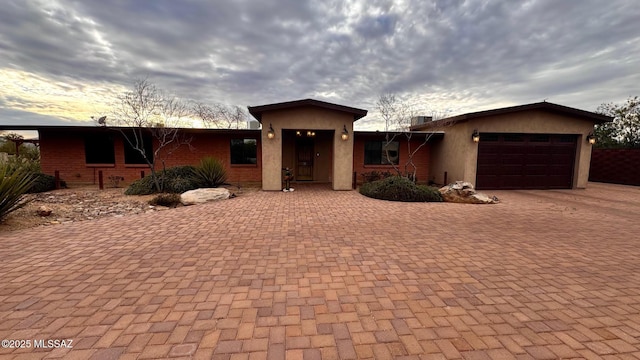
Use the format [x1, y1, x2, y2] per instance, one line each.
[103, 79, 192, 192]
[193, 102, 247, 129]
[377, 93, 435, 182]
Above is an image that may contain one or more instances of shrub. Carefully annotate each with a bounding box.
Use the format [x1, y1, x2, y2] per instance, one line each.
[0, 165, 36, 222]
[27, 173, 57, 193]
[125, 165, 200, 195]
[359, 176, 443, 202]
[193, 157, 227, 188]
[149, 193, 182, 207]
[360, 170, 393, 183]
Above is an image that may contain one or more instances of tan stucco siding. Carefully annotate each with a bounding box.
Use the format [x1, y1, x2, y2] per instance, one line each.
[429, 110, 597, 188]
[260, 106, 354, 190]
[428, 123, 474, 186]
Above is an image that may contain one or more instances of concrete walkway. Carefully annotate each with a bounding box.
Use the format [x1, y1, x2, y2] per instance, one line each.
[1, 182, 640, 359]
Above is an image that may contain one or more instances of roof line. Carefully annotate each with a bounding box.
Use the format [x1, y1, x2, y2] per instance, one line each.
[248, 98, 368, 122]
[411, 101, 613, 130]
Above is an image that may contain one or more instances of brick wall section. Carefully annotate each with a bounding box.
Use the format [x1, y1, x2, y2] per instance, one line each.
[589, 148, 640, 186]
[353, 134, 430, 185]
[39, 128, 433, 187]
[39, 129, 262, 186]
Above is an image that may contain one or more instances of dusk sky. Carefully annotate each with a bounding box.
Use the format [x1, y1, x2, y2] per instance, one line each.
[0, 0, 638, 134]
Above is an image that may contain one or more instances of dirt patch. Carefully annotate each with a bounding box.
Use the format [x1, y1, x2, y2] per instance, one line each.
[0, 185, 260, 233]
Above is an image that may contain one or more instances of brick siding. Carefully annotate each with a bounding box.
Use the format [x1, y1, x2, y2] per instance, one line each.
[353, 134, 430, 185]
[39, 128, 433, 187]
[39, 129, 262, 186]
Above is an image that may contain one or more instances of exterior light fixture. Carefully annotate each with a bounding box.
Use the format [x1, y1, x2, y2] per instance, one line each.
[267, 123, 275, 139]
[341, 125, 349, 141]
[472, 129, 480, 143]
[587, 132, 596, 144]
[296, 130, 301, 136]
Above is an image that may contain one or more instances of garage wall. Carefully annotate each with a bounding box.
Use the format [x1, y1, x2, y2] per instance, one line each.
[427, 122, 475, 186]
[428, 110, 596, 188]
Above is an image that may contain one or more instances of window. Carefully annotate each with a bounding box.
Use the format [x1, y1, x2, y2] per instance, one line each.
[364, 141, 399, 165]
[85, 134, 115, 164]
[123, 134, 154, 164]
[530, 134, 550, 143]
[231, 139, 257, 164]
[504, 134, 525, 142]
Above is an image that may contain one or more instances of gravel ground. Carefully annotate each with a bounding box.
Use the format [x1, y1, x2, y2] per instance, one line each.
[0, 185, 258, 233]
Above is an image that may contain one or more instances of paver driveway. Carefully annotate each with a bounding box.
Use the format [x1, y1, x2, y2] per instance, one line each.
[1, 182, 640, 359]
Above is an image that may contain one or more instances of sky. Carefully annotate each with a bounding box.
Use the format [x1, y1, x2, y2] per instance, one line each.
[0, 0, 638, 136]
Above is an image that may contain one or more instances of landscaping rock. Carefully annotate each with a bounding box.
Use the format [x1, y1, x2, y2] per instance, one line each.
[439, 181, 499, 204]
[37, 205, 53, 217]
[180, 188, 231, 206]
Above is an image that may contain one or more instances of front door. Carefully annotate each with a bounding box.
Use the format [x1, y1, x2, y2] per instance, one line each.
[296, 137, 314, 181]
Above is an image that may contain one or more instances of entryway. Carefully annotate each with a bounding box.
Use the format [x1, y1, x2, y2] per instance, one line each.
[296, 137, 314, 181]
[281, 129, 333, 186]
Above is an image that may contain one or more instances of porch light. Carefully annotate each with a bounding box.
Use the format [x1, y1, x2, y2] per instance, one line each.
[472, 129, 480, 143]
[341, 125, 349, 141]
[267, 123, 275, 139]
[587, 132, 596, 144]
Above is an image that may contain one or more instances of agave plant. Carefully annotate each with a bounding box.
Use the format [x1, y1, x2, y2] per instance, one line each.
[0, 165, 36, 222]
[193, 157, 227, 188]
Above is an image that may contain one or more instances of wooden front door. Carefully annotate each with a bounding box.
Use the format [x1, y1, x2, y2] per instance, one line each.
[296, 138, 314, 181]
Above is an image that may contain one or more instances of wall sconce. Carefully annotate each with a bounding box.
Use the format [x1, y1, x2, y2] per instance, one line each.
[472, 129, 480, 143]
[341, 125, 349, 141]
[306, 130, 315, 137]
[587, 132, 596, 144]
[267, 123, 275, 139]
[296, 131, 301, 137]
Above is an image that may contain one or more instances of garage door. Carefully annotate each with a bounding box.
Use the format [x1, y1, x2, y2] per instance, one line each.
[476, 133, 577, 190]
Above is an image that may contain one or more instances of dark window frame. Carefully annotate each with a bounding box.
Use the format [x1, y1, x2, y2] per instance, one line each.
[230, 138, 258, 165]
[123, 134, 154, 165]
[84, 134, 115, 164]
[364, 140, 399, 165]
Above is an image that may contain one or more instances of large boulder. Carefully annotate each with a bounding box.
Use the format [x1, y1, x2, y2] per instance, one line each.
[180, 188, 230, 206]
[439, 181, 498, 204]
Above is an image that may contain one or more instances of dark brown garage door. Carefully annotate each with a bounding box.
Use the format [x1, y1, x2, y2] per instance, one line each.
[476, 133, 577, 190]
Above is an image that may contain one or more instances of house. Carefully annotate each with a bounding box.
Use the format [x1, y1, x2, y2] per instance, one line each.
[410, 102, 611, 189]
[0, 99, 611, 191]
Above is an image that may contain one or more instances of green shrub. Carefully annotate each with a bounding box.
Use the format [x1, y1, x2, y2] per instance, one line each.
[149, 193, 182, 207]
[125, 165, 200, 195]
[0, 166, 36, 222]
[359, 176, 443, 202]
[361, 170, 393, 183]
[27, 173, 57, 193]
[193, 157, 227, 188]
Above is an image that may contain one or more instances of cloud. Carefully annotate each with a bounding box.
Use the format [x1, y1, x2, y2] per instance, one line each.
[0, 0, 638, 130]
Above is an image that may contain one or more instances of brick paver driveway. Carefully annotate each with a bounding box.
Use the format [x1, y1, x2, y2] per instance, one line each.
[1, 182, 640, 359]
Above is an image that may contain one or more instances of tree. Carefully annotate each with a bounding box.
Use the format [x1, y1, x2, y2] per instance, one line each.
[193, 102, 247, 129]
[376, 93, 436, 182]
[0, 133, 23, 155]
[595, 96, 640, 148]
[102, 79, 192, 192]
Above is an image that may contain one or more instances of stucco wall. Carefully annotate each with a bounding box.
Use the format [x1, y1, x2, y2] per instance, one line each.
[260, 106, 354, 190]
[428, 110, 596, 188]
